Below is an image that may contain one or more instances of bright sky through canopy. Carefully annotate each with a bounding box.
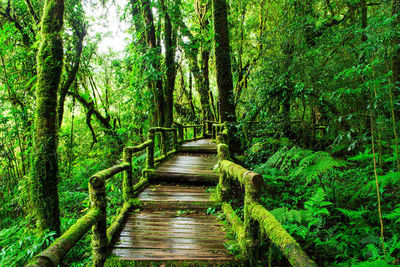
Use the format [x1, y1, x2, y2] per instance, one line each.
[84, 0, 131, 54]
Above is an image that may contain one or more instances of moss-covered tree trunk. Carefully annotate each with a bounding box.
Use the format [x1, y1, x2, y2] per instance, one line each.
[161, 0, 176, 127]
[212, 0, 236, 124]
[30, 0, 64, 234]
[143, 0, 165, 126]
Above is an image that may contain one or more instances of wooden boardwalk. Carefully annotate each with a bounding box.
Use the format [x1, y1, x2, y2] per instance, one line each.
[110, 139, 234, 263]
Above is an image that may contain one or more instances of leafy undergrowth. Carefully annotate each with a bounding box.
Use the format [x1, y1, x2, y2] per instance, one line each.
[245, 145, 400, 266]
[0, 154, 128, 266]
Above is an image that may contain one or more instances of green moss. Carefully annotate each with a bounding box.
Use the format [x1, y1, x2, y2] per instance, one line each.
[107, 202, 132, 246]
[26, 208, 100, 266]
[247, 203, 317, 267]
[221, 203, 246, 252]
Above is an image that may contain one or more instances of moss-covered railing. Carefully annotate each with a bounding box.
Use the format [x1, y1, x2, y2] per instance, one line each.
[26, 123, 219, 266]
[26, 139, 157, 267]
[212, 122, 228, 143]
[216, 142, 317, 266]
[147, 127, 179, 166]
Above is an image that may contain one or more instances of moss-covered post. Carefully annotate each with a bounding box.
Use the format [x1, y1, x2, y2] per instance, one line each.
[29, 0, 64, 235]
[212, 124, 216, 140]
[178, 124, 184, 143]
[147, 130, 155, 169]
[216, 133, 224, 144]
[173, 129, 178, 151]
[184, 127, 188, 141]
[244, 172, 263, 261]
[161, 130, 167, 157]
[123, 148, 134, 202]
[217, 144, 230, 202]
[89, 177, 108, 266]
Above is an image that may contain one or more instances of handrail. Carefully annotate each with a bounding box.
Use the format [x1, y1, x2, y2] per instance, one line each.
[26, 138, 153, 267]
[173, 122, 205, 142]
[26, 208, 101, 266]
[217, 141, 317, 266]
[27, 123, 214, 267]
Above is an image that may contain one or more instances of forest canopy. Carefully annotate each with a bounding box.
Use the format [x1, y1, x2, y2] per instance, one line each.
[0, 0, 400, 265]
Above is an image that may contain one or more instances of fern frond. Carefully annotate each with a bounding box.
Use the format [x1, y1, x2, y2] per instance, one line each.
[270, 207, 313, 225]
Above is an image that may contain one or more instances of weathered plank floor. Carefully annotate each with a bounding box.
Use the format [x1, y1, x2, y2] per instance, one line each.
[110, 139, 234, 263]
[154, 140, 218, 184]
[138, 184, 215, 210]
[179, 138, 217, 153]
[112, 209, 233, 261]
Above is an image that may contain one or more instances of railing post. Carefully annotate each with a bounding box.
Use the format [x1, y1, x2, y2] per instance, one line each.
[212, 124, 216, 140]
[123, 148, 133, 202]
[89, 178, 107, 266]
[244, 173, 262, 261]
[193, 126, 197, 140]
[147, 130, 155, 169]
[217, 144, 230, 202]
[161, 130, 167, 157]
[173, 129, 178, 151]
[216, 133, 225, 144]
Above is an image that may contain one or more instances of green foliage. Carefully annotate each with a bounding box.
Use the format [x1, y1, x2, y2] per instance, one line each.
[0, 224, 56, 266]
[250, 145, 400, 265]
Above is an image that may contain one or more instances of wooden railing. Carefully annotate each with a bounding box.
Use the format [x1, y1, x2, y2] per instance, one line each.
[216, 136, 317, 266]
[26, 123, 208, 267]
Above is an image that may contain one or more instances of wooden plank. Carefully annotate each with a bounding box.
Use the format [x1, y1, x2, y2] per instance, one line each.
[127, 211, 214, 217]
[121, 224, 224, 232]
[139, 196, 210, 202]
[116, 237, 227, 244]
[114, 255, 233, 261]
[126, 218, 222, 225]
[114, 240, 227, 250]
[119, 231, 226, 239]
[140, 190, 210, 195]
[156, 168, 216, 174]
[144, 186, 211, 192]
[111, 248, 231, 259]
[123, 222, 223, 230]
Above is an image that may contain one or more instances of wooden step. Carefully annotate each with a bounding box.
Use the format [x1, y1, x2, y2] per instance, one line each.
[110, 210, 234, 262]
[153, 154, 219, 184]
[138, 184, 216, 210]
[179, 139, 217, 153]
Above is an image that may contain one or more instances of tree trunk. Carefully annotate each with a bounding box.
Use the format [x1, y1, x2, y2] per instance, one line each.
[30, 0, 64, 235]
[199, 47, 213, 121]
[393, 0, 400, 117]
[143, 0, 165, 126]
[161, 0, 176, 127]
[212, 0, 236, 124]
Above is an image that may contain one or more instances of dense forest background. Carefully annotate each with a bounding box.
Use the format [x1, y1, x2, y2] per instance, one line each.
[0, 0, 400, 265]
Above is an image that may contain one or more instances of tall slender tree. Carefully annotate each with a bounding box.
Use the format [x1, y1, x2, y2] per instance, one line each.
[143, 0, 166, 126]
[212, 0, 236, 123]
[161, 0, 177, 127]
[392, 0, 400, 114]
[30, 0, 64, 234]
